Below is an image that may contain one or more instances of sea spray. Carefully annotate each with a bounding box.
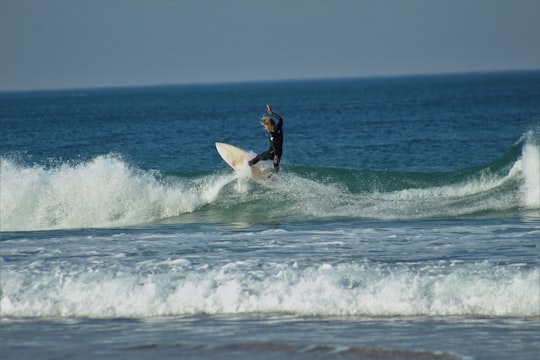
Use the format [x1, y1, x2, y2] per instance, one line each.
[1, 259, 537, 318]
[0, 155, 231, 231]
[520, 143, 540, 208]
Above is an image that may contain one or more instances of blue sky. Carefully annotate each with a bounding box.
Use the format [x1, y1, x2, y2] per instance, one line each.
[1, 0, 539, 90]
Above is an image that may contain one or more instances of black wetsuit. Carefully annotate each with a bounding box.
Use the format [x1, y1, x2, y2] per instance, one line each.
[249, 112, 283, 168]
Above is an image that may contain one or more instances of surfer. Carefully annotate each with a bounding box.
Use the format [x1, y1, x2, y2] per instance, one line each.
[248, 104, 283, 171]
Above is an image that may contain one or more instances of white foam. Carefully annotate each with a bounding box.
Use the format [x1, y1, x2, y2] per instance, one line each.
[277, 168, 520, 221]
[519, 143, 540, 208]
[0, 155, 233, 231]
[1, 261, 537, 318]
[277, 138, 540, 220]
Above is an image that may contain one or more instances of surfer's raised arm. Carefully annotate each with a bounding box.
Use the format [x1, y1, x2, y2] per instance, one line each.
[266, 104, 283, 128]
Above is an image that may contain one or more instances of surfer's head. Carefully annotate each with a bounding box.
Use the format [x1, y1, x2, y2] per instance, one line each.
[261, 116, 276, 132]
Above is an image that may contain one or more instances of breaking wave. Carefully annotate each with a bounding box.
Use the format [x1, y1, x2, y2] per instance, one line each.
[1, 133, 539, 231]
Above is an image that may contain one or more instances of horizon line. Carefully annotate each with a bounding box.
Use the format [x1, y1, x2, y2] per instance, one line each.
[2, 68, 539, 94]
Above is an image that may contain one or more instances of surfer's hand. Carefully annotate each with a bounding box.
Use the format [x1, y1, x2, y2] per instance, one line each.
[273, 155, 280, 166]
[266, 104, 273, 114]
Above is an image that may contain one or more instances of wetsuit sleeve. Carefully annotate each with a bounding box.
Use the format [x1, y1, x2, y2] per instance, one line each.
[271, 112, 283, 130]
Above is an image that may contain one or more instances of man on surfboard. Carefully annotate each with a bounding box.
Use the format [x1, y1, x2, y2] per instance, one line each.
[248, 104, 283, 172]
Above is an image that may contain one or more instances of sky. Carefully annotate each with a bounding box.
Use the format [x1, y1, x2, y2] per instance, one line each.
[1, 0, 539, 91]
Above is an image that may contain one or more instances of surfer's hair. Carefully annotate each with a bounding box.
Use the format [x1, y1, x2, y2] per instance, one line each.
[261, 116, 275, 131]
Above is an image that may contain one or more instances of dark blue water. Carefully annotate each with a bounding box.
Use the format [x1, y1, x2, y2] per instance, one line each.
[4, 72, 537, 173]
[1, 71, 539, 359]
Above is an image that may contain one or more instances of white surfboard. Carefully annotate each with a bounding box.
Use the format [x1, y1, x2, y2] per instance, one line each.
[215, 142, 272, 180]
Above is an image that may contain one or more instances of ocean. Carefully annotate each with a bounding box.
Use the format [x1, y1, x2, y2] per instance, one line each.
[1, 71, 539, 359]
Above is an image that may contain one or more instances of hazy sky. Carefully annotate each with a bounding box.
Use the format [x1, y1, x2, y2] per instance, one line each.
[1, 0, 539, 90]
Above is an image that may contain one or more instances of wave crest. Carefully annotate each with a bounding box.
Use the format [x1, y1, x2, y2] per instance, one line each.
[1, 134, 538, 231]
[0, 154, 234, 231]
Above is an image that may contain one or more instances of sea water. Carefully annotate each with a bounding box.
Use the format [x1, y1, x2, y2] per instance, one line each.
[1, 72, 539, 359]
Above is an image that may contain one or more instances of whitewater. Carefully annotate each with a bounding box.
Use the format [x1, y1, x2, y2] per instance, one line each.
[2, 136, 538, 231]
[2, 225, 538, 318]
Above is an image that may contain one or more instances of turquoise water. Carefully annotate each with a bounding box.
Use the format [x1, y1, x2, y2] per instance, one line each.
[1, 72, 539, 359]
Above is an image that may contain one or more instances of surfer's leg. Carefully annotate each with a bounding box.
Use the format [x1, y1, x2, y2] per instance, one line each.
[248, 151, 272, 166]
[248, 157, 259, 166]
